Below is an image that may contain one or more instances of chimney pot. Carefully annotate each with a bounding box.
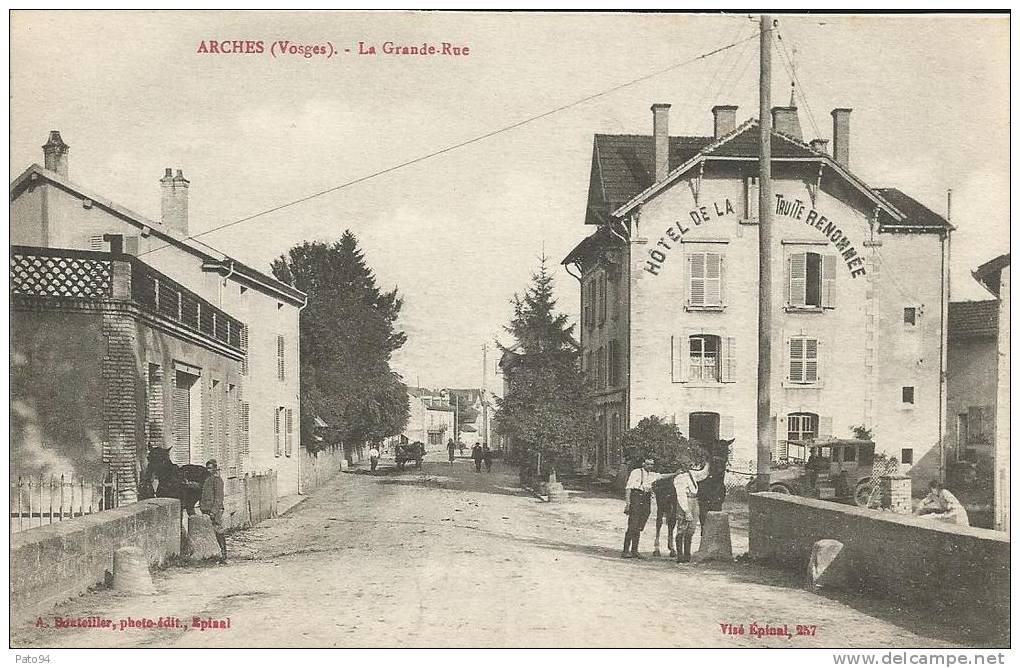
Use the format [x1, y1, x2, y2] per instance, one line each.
[160, 167, 190, 236]
[809, 138, 829, 154]
[651, 103, 671, 183]
[771, 106, 803, 141]
[711, 105, 738, 139]
[42, 130, 70, 177]
[831, 108, 852, 168]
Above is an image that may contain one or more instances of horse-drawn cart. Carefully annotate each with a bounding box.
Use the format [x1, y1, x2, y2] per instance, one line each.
[395, 442, 426, 470]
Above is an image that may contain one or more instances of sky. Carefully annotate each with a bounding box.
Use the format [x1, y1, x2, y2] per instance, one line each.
[10, 11, 1010, 389]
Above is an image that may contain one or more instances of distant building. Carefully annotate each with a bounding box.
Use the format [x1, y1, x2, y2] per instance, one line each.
[398, 387, 455, 451]
[10, 131, 306, 508]
[563, 103, 951, 493]
[946, 254, 1009, 530]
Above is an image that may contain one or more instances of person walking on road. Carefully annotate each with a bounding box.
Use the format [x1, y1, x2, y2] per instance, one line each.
[369, 445, 380, 472]
[201, 459, 227, 564]
[482, 444, 493, 472]
[447, 439, 457, 463]
[471, 443, 484, 472]
[622, 458, 685, 559]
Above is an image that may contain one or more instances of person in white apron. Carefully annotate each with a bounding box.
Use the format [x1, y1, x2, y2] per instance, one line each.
[673, 467, 708, 562]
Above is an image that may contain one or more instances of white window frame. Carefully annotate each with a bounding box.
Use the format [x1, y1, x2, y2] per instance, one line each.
[788, 336, 820, 385]
[688, 334, 720, 382]
[686, 251, 725, 310]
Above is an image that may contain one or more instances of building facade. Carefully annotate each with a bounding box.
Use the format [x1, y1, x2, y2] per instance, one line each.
[398, 387, 456, 451]
[10, 132, 307, 499]
[563, 104, 951, 493]
[946, 254, 1010, 530]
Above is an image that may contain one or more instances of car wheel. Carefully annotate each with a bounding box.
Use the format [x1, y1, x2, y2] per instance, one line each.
[769, 483, 792, 495]
[854, 481, 875, 507]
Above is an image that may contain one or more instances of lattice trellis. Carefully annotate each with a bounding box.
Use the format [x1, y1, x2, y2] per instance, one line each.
[10, 253, 112, 298]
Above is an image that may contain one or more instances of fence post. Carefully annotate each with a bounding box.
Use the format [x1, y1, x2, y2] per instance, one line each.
[49, 474, 54, 524]
[59, 474, 65, 522]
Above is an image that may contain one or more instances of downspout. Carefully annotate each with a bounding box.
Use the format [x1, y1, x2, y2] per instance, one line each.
[297, 293, 309, 494]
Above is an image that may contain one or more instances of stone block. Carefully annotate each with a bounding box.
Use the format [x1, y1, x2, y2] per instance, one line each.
[112, 546, 156, 594]
[695, 511, 733, 562]
[809, 539, 849, 589]
[185, 514, 221, 561]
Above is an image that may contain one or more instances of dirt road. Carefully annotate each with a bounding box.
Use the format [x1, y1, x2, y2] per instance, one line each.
[13, 458, 980, 648]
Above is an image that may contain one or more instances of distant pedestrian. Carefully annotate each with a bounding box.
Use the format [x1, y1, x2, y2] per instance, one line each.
[471, 443, 483, 472]
[369, 445, 380, 472]
[201, 459, 227, 564]
[448, 439, 456, 463]
[459, 441, 466, 457]
[482, 444, 493, 473]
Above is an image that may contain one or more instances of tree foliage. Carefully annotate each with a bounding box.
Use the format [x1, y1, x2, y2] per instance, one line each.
[620, 416, 707, 473]
[495, 256, 594, 475]
[272, 232, 409, 451]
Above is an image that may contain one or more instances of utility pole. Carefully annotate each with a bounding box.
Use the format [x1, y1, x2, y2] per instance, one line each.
[756, 14, 774, 491]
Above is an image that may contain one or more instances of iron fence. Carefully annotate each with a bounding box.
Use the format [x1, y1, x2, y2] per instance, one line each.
[10, 472, 120, 533]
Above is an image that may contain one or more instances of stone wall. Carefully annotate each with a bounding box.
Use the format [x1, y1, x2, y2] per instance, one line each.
[301, 446, 347, 492]
[9, 498, 181, 622]
[749, 492, 1009, 638]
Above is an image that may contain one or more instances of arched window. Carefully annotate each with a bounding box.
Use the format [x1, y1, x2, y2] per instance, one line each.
[689, 335, 721, 381]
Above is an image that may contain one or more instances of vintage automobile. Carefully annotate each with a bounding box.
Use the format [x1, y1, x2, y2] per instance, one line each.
[760, 438, 879, 507]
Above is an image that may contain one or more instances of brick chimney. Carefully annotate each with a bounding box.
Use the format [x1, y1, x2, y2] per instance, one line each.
[651, 103, 671, 183]
[831, 108, 852, 168]
[771, 106, 803, 140]
[712, 105, 738, 139]
[42, 131, 69, 177]
[809, 138, 829, 154]
[160, 168, 190, 236]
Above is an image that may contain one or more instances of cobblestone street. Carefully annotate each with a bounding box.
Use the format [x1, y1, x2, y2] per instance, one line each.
[12, 459, 987, 648]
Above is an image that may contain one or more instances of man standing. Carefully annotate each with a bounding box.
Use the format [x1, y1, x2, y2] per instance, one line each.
[673, 467, 706, 563]
[482, 443, 493, 472]
[471, 443, 484, 472]
[369, 444, 380, 472]
[623, 458, 684, 559]
[201, 459, 227, 564]
[447, 438, 457, 463]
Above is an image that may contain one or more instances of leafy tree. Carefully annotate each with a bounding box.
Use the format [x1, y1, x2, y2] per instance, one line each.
[620, 416, 706, 473]
[495, 256, 594, 479]
[272, 232, 409, 452]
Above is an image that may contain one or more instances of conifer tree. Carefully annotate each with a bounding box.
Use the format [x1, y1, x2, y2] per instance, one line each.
[495, 256, 594, 479]
[272, 231, 409, 451]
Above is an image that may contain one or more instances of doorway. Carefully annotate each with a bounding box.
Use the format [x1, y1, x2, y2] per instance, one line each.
[172, 368, 201, 465]
[689, 412, 720, 447]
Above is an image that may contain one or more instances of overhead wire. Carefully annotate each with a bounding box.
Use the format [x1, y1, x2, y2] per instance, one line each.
[136, 30, 760, 260]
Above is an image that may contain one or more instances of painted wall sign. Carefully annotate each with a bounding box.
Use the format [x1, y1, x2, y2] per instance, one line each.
[643, 198, 735, 275]
[773, 194, 867, 278]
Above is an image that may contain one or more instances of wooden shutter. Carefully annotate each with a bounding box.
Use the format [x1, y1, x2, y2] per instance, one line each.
[818, 415, 833, 439]
[789, 337, 803, 382]
[172, 379, 191, 465]
[805, 338, 819, 382]
[241, 402, 250, 456]
[88, 234, 106, 251]
[285, 408, 294, 456]
[277, 335, 285, 380]
[671, 335, 686, 382]
[720, 415, 735, 440]
[745, 177, 760, 220]
[705, 253, 722, 306]
[240, 326, 249, 376]
[821, 254, 837, 308]
[598, 273, 607, 324]
[274, 408, 282, 456]
[789, 253, 807, 307]
[688, 253, 706, 306]
[722, 336, 737, 382]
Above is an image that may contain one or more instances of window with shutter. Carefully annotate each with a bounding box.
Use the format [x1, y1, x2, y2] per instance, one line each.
[789, 336, 819, 384]
[788, 253, 807, 307]
[790, 253, 827, 308]
[285, 408, 294, 456]
[705, 253, 722, 305]
[689, 335, 720, 381]
[240, 402, 250, 456]
[786, 412, 818, 441]
[277, 335, 285, 381]
[274, 408, 282, 456]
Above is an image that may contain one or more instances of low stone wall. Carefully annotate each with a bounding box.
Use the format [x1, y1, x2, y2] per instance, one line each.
[222, 472, 278, 530]
[302, 446, 347, 492]
[749, 493, 1009, 636]
[10, 498, 180, 620]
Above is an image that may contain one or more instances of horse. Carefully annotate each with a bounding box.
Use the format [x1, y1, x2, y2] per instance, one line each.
[651, 438, 734, 559]
[138, 446, 209, 515]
